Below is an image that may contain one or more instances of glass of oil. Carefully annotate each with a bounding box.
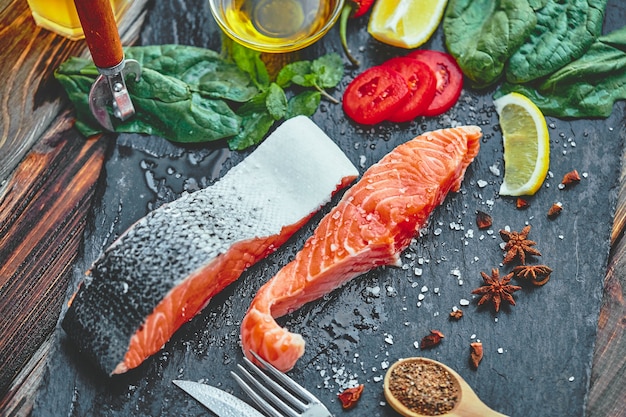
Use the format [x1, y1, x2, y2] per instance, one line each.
[208, 0, 344, 53]
[26, 0, 132, 40]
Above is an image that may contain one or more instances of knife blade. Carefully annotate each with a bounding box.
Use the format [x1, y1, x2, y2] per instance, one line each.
[173, 380, 265, 417]
[73, 0, 140, 130]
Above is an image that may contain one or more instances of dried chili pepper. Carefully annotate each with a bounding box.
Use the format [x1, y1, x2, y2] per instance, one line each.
[516, 197, 529, 209]
[420, 329, 445, 349]
[561, 169, 581, 187]
[475, 210, 493, 229]
[548, 202, 563, 219]
[470, 342, 483, 369]
[338, 384, 364, 409]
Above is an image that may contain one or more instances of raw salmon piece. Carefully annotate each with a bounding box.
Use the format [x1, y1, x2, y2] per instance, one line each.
[240, 126, 482, 372]
[61, 116, 358, 376]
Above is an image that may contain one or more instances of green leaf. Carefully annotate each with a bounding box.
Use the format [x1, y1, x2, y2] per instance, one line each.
[444, 0, 536, 88]
[265, 83, 288, 120]
[287, 90, 321, 119]
[506, 0, 608, 83]
[223, 38, 271, 89]
[277, 61, 313, 87]
[229, 94, 275, 150]
[311, 53, 344, 88]
[497, 26, 626, 118]
[125, 45, 258, 102]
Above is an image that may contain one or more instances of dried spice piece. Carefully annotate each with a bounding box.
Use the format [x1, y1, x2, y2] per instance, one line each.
[449, 308, 464, 320]
[338, 384, 364, 409]
[513, 264, 553, 286]
[420, 330, 445, 349]
[387, 358, 459, 415]
[561, 170, 581, 187]
[499, 225, 541, 264]
[472, 268, 521, 312]
[516, 197, 529, 209]
[470, 342, 483, 369]
[548, 202, 563, 219]
[475, 210, 493, 229]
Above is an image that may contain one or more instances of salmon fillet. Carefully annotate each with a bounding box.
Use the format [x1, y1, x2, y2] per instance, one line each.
[240, 126, 482, 372]
[62, 116, 358, 375]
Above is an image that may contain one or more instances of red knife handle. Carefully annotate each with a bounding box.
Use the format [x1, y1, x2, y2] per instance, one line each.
[74, 0, 124, 69]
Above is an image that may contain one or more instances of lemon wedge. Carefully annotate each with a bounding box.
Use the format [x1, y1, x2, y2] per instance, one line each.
[367, 0, 448, 49]
[494, 92, 550, 196]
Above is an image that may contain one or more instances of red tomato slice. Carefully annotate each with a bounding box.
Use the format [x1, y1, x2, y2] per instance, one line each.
[406, 50, 463, 117]
[343, 66, 409, 125]
[381, 57, 437, 122]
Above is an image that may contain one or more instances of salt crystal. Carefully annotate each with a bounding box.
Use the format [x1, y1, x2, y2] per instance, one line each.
[497, 348, 504, 354]
[477, 180, 488, 188]
[421, 285, 428, 293]
[460, 298, 470, 306]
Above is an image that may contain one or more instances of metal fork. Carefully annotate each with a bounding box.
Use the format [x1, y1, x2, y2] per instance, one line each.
[231, 351, 333, 417]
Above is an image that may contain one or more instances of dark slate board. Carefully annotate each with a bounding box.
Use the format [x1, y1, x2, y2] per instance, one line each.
[33, 1, 626, 416]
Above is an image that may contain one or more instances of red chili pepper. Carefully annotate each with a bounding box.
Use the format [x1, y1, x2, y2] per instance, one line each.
[339, 0, 376, 66]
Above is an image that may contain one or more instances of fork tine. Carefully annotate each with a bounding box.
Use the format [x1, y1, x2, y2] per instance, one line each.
[239, 358, 306, 416]
[231, 370, 284, 417]
[249, 351, 319, 404]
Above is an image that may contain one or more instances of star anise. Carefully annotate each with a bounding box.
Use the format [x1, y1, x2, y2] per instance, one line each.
[499, 225, 541, 264]
[471, 268, 521, 312]
[513, 264, 552, 286]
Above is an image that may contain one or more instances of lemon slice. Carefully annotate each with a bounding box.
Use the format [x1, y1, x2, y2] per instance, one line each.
[494, 92, 550, 196]
[367, 0, 448, 49]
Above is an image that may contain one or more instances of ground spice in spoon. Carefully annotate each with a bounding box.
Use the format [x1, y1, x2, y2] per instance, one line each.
[387, 358, 460, 415]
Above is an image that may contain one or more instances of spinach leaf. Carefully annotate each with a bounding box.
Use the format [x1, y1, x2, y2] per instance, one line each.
[55, 58, 241, 142]
[55, 43, 343, 150]
[505, 0, 608, 83]
[498, 26, 626, 118]
[229, 93, 276, 150]
[444, 0, 536, 88]
[125, 45, 258, 102]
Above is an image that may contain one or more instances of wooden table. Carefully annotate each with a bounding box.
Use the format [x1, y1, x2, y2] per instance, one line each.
[1, 0, 625, 416]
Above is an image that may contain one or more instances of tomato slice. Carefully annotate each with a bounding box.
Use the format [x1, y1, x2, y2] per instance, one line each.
[381, 57, 436, 122]
[406, 50, 463, 117]
[342, 66, 409, 125]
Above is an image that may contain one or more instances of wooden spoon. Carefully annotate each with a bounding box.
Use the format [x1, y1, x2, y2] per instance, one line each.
[383, 357, 508, 417]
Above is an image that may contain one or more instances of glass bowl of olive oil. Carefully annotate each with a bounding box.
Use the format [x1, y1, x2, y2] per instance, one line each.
[208, 0, 344, 53]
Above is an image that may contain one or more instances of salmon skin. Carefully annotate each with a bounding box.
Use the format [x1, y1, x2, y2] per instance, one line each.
[240, 126, 482, 372]
[62, 116, 358, 376]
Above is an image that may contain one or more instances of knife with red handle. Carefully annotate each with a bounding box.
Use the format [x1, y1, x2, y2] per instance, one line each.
[74, 0, 141, 130]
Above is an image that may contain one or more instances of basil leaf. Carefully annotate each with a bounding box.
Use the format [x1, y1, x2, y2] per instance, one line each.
[287, 90, 321, 118]
[277, 61, 313, 87]
[311, 53, 344, 88]
[266, 83, 288, 120]
[224, 38, 271, 89]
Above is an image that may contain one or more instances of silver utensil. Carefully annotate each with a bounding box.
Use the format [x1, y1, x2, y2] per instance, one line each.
[232, 351, 333, 417]
[173, 380, 265, 417]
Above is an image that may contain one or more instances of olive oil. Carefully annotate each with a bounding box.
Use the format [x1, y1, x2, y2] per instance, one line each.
[222, 0, 339, 48]
[26, 0, 131, 40]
